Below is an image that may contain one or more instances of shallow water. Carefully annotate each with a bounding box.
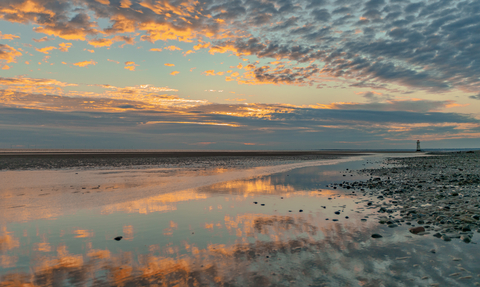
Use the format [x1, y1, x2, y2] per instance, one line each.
[1, 154, 479, 286]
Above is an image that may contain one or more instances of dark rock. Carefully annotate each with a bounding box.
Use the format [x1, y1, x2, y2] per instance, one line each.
[462, 226, 471, 232]
[433, 233, 442, 238]
[299, 210, 303, 212]
[114, 236, 123, 241]
[371, 234, 383, 238]
[261, 204, 265, 206]
[409, 227, 425, 234]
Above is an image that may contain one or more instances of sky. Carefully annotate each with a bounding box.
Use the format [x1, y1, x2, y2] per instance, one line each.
[0, 0, 479, 150]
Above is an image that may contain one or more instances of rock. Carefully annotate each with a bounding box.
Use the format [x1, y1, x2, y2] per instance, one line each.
[462, 226, 471, 232]
[114, 236, 123, 241]
[254, 202, 258, 204]
[461, 235, 471, 243]
[430, 249, 436, 253]
[299, 209, 303, 212]
[409, 227, 425, 234]
[334, 211, 340, 215]
[441, 235, 451, 241]
[261, 204, 265, 206]
[371, 234, 383, 238]
[433, 233, 442, 238]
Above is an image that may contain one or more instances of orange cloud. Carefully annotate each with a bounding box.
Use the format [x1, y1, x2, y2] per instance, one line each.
[2, 65, 10, 70]
[165, 45, 182, 51]
[183, 50, 195, 56]
[193, 42, 211, 50]
[150, 48, 163, 52]
[95, 0, 110, 4]
[73, 60, 97, 67]
[35, 46, 57, 54]
[209, 44, 251, 57]
[164, 63, 175, 67]
[88, 38, 114, 47]
[203, 70, 216, 76]
[0, 44, 22, 67]
[107, 59, 119, 64]
[124, 61, 138, 71]
[0, 32, 19, 40]
[170, 71, 180, 75]
[119, 0, 132, 8]
[58, 42, 72, 52]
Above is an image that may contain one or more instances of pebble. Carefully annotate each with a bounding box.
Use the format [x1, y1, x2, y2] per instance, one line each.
[114, 236, 123, 241]
[331, 152, 480, 243]
[371, 234, 383, 238]
[409, 227, 425, 234]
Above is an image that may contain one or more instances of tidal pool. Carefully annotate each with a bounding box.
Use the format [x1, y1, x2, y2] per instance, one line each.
[1, 154, 479, 286]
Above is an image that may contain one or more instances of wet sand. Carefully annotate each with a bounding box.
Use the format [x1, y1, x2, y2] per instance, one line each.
[0, 150, 409, 170]
[2, 152, 480, 286]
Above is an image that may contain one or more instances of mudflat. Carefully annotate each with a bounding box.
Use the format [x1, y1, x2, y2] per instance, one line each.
[0, 150, 390, 170]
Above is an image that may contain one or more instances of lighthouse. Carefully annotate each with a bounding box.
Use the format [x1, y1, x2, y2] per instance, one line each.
[416, 140, 421, 152]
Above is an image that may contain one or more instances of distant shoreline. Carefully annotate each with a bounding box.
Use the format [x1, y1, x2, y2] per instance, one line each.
[0, 150, 408, 171]
[0, 150, 416, 157]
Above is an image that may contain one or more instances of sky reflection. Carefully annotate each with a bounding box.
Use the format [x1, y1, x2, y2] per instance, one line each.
[1, 157, 480, 286]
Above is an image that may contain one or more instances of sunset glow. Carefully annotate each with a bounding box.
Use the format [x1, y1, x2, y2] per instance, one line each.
[1, 0, 479, 149]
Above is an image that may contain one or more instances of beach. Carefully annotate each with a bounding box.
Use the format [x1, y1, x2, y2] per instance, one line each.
[1, 151, 480, 286]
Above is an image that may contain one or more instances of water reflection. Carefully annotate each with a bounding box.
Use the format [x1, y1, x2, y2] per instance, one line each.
[1, 158, 480, 286]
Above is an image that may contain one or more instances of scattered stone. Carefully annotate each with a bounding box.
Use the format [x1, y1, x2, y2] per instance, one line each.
[430, 249, 436, 254]
[461, 235, 471, 243]
[409, 227, 425, 234]
[114, 236, 123, 241]
[299, 209, 303, 212]
[261, 204, 265, 206]
[371, 234, 383, 238]
[330, 152, 480, 242]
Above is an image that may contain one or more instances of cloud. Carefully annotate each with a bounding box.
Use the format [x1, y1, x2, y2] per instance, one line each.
[164, 45, 182, 51]
[35, 46, 57, 54]
[150, 48, 162, 52]
[0, 32, 19, 40]
[170, 71, 180, 76]
[58, 42, 72, 52]
[0, 0, 479, 100]
[0, 44, 22, 67]
[73, 60, 97, 67]
[0, 89, 478, 149]
[32, 36, 54, 43]
[124, 61, 138, 71]
[164, 63, 174, 67]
